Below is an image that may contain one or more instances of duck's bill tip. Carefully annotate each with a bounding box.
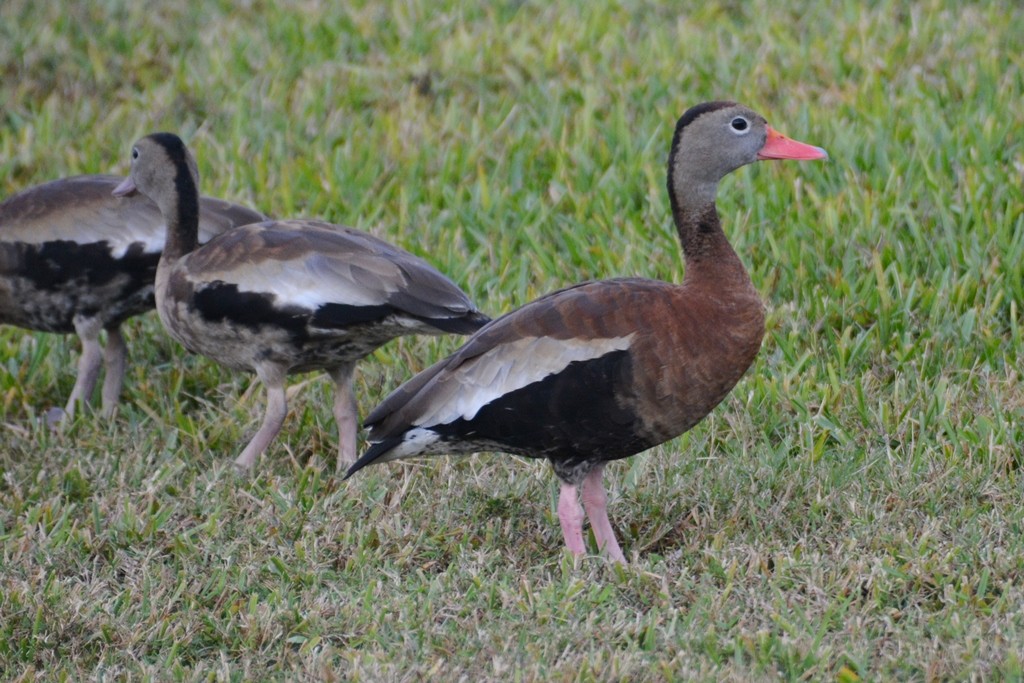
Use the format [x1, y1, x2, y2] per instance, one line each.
[757, 126, 829, 161]
[112, 176, 137, 197]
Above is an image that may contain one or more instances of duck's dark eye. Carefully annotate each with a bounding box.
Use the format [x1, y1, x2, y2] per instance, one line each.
[132, 148, 139, 160]
[731, 117, 749, 132]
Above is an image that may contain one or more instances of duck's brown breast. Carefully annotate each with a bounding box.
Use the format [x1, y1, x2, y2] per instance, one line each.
[625, 278, 765, 445]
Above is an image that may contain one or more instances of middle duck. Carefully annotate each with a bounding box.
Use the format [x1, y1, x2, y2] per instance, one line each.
[114, 133, 489, 472]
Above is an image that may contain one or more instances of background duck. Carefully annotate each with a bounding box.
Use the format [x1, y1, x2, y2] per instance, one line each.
[115, 133, 490, 471]
[0, 174, 266, 422]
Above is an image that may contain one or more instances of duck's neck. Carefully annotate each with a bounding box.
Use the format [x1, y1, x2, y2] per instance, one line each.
[670, 190, 748, 285]
[159, 171, 200, 263]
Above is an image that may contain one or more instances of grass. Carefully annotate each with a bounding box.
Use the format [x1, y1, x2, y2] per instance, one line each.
[1, 0, 1023, 679]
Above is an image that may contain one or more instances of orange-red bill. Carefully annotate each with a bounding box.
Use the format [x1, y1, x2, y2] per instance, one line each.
[757, 126, 828, 161]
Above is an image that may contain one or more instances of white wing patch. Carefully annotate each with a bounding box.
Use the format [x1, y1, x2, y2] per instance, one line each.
[1, 189, 252, 259]
[1, 203, 165, 256]
[198, 257, 395, 310]
[413, 334, 635, 427]
[113, 217, 165, 257]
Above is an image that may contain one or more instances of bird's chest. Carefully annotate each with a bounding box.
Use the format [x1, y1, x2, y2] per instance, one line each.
[629, 297, 766, 443]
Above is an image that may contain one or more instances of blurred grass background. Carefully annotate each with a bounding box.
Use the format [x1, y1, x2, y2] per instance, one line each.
[1, 0, 1022, 679]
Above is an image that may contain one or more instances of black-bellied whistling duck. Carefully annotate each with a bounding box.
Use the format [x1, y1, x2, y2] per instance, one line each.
[113, 133, 490, 472]
[345, 102, 827, 563]
[0, 174, 266, 422]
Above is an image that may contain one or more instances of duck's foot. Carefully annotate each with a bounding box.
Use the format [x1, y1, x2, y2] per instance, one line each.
[44, 407, 68, 430]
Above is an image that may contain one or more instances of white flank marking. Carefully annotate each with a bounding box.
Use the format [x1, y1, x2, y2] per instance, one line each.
[380, 428, 441, 461]
[415, 334, 634, 427]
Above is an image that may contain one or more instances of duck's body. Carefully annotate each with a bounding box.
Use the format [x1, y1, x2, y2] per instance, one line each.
[155, 220, 485, 376]
[362, 275, 764, 473]
[347, 102, 827, 563]
[116, 133, 489, 471]
[0, 174, 266, 418]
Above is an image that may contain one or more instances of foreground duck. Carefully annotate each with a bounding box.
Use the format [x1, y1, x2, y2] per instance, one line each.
[114, 133, 489, 471]
[0, 174, 266, 421]
[346, 102, 827, 563]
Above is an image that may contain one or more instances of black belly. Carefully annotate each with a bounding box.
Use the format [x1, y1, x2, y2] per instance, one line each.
[0, 240, 158, 331]
[431, 350, 653, 482]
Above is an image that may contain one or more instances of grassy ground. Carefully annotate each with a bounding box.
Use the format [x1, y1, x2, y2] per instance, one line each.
[1, 0, 1022, 679]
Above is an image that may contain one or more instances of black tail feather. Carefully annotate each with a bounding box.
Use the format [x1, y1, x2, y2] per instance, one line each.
[344, 436, 404, 480]
[427, 311, 491, 335]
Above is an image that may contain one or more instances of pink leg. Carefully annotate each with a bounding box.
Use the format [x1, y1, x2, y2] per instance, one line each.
[234, 370, 287, 472]
[557, 481, 585, 556]
[328, 363, 357, 470]
[581, 465, 626, 564]
[100, 326, 127, 418]
[63, 316, 104, 420]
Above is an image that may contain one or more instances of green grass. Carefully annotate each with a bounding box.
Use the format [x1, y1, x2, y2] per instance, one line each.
[2, 0, 1023, 679]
